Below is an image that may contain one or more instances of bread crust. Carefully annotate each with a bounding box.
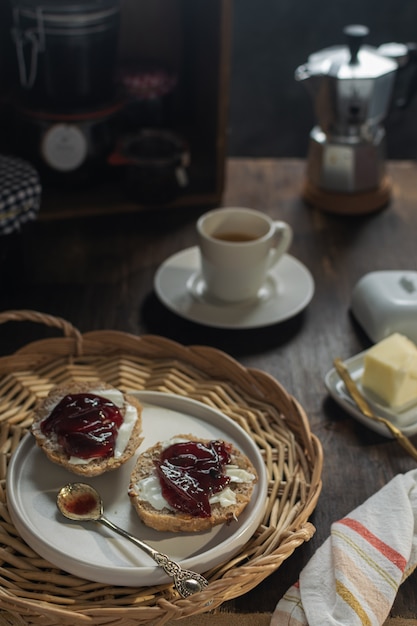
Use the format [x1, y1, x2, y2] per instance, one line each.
[31, 382, 143, 476]
[128, 434, 257, 532]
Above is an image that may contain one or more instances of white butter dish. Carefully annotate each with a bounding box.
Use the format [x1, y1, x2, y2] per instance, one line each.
[351, 271, 417, 344]
[325, 350, 417, 437]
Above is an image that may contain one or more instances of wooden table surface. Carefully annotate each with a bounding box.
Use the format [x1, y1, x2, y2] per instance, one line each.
[1, 157, 417, 620]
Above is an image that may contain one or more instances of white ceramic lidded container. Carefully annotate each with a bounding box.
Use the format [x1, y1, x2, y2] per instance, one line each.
[351, 270, 417, 344]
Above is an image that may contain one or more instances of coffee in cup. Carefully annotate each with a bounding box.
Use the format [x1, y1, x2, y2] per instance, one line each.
[196, 207, 292, 303]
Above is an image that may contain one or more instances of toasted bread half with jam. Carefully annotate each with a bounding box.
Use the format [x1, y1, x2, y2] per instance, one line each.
[128, 434, 257, 532]
[31, 381, 143, 476]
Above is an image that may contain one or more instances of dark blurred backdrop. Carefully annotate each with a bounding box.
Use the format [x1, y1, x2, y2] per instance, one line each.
[1, 0, 417, 161]
[228, 0, 417, 159]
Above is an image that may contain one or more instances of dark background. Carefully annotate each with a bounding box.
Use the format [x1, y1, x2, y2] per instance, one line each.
[228, 0, 417, 160]
[2, 0, 417, 160]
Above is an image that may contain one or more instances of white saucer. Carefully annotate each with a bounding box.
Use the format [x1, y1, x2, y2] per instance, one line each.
[325, 350, 417, 438]
[154, 247, 315, 329]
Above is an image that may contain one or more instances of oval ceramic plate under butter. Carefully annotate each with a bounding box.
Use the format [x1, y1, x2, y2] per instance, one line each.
[325, 350, 417, 438]
[6, 391, 267, 586]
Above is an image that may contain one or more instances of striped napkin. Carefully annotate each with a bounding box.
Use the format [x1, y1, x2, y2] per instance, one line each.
[272, 469, 417, 626]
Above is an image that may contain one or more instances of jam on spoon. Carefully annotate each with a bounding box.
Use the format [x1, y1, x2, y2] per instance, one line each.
[41, 393, 123, 459]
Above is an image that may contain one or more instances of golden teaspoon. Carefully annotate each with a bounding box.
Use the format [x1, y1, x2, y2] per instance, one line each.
[333, 358, 417, 462]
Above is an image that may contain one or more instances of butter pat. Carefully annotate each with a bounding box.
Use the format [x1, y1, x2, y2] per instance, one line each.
[362, 333, 417, 408]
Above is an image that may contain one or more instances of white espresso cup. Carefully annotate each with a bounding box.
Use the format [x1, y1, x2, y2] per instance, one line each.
[196, 207, 292, 303]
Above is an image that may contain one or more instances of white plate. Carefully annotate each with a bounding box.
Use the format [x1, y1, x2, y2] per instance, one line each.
[325, 350, 417, 438]
[154, 246, 314, 329]
[7, 391, 267, 586]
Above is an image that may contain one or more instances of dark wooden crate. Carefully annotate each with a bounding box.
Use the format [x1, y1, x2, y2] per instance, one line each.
[1, 0, 232, 220]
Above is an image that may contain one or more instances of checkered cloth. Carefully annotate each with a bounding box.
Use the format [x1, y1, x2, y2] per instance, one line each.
[0, 154, 41, 235]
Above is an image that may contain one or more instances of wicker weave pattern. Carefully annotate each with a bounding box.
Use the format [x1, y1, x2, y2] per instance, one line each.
[0, 311, 323, 625]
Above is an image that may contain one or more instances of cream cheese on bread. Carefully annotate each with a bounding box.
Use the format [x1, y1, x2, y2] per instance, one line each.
[67, 389, 138, 464]
[135, 436, 256, 511]
[135, 455, 256, 511]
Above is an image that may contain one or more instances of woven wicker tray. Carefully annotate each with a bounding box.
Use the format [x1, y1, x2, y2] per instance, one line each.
[0, 310, 323, 626]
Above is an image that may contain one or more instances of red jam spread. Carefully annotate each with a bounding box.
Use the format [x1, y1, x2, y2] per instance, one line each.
[156, 440, 232, 518]
[64, 492, 97, 516]
[40, 393, 123, 459]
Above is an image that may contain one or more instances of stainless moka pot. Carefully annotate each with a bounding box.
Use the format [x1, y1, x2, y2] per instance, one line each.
[295, 25, 416, 202]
